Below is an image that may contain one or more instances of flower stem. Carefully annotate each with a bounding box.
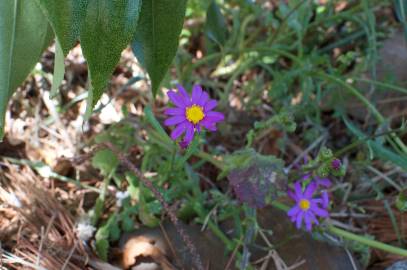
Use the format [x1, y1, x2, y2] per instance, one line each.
[328, 226, 407, 257]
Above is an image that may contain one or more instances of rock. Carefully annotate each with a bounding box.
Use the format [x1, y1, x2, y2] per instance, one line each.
[119, 222, 229, 270]
[119, 207, 358, 270]
[254, 206, 360, 270]
[386, 260, 407, 270]
[347, 29, 407, 120]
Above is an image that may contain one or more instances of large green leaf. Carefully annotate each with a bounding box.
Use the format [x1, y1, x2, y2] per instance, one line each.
[36, 0, 141, 115]
[132, 0, 187, 96]
[80, 0, 141, 112]
[35, 0, 84, 55]
[0, 0, 52, 138]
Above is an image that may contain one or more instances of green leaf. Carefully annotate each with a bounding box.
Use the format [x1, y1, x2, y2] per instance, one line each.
[396, 190, 407, 212]
[80, 0, 142, 114]
[343, 117, 407, 171]
[139, 204, 160, 227]
[121, 215, 135, 232]
[132, 0, 187, 96]
[50, 38, 65, 97]
[368, 142, 407, 171]
[35, 0, 84, 55]
[0, 0, 53, 138]
[95, 238, 109, 261]
[92, 149, 119, 176]
[144, 106, 171, 142]
[37, 0, 142, 116]
[205, 0, 227, 46]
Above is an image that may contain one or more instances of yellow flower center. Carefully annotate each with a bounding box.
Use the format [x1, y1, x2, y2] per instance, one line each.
[185, 105, 205, 124]
[299, 199, 310, 211]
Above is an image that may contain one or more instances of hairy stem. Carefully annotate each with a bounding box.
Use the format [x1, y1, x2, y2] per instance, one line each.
[102, 142, 204, 270]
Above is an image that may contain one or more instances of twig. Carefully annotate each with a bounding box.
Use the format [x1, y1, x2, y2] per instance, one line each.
[159, 222, 183, 269]
[101, 142, 204, 270]
[224, 237, 242, 270]
[36, 213, 56, 267]
[61, 241, 78, 270]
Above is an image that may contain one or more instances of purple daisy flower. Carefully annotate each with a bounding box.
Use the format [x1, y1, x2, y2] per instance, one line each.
[164, 84, 224, 146]
[287, 181, 329, 231]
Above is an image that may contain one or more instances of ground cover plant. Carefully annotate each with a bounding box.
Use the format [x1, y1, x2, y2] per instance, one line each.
[0, 0, 407, 269]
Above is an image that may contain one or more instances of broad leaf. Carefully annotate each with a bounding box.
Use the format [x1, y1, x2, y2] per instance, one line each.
[80, 0, 142, 113]
[225, 148, 286, 208]
[92, 149, 119, 176]
[0, 0, 52, 138]
[37, 0, 142, 115]
[132, 0, 187, 96]
[35, 0, 84, 55]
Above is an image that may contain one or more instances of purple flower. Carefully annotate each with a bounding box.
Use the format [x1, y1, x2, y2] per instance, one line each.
[331, 159, 341, 170]
[301, 173, 332, 188]
[288, 181, 329, 231]
[164, 84, 224, 146]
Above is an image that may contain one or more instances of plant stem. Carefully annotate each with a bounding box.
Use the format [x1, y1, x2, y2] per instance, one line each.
[102, 142, 205, 270]
[328, 226, 407, 257]
[334, 127, 407, 157]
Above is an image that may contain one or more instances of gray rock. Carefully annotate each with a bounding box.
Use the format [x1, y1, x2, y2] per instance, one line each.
[386, 260, 407, 270]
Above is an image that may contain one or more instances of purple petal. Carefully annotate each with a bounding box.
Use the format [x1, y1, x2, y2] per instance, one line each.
[164, 108, 185, 116]
[176, 84, 190, 101]
[311, 198, 322, 204]
[304, 213, 312, 231]
[204, 100, 217, 112]
[191, 84, 203, 104]
[322, 192, 329, 208]
[197, 91, 209, 106]
[296, 211, 304, 229]
[287, 190, 297, 201]
[175, 85, 191, 106]
[300, 173, 312, 181]
[170, 123, 187, 140]
[179, 139, 189, 149]
[206, 111, 224, 121]
[164, 116, 186, 126]
[205, 125, 217, 131]
[304, 182, 317, 198]
[294, 182, 302, 198]
[199, 119, 218, 131]
[168, 91, 187, 108]
[308, 212, 319, 225]
[315, 177, 332, 187]
[288, 206, 301, 217]
[184, 122, 195, 144]
[311, 204, 329, 217]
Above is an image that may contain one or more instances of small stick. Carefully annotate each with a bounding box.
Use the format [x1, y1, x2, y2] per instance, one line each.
[102, 142, 204, 270]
